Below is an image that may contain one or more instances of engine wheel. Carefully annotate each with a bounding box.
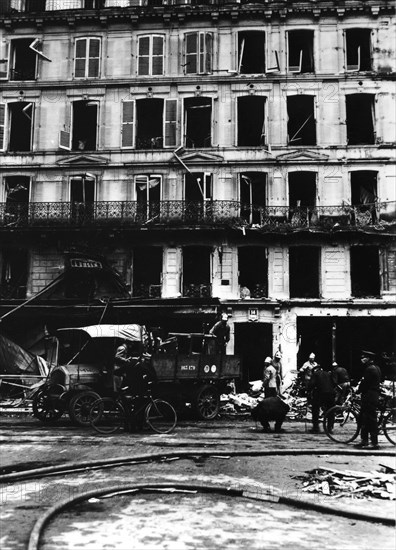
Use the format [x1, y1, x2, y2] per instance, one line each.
[192, 385, 220, 420]
[32, 386, 64, 423]
[69, 391, 101, 426]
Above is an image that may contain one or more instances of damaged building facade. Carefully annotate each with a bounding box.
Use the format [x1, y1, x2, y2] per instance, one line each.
[0, 0, 395, 381]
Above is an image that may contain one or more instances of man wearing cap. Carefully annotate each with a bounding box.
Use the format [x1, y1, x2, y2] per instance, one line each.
[300, 353, 318, 390]
[331, 362, 351, 405]
[356, 351, 382, 449]
[263, 357, 278, 399]
[209, 313, 230, 355]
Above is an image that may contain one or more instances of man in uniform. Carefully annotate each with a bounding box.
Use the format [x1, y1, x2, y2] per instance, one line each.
[308, 363, 336, 433]
[300, 352, 318, 390]
[355, 351, 382, 449]
[263, 356, 278, 399]
[331, 361, 351, 405]
[209, 313, 230, 355]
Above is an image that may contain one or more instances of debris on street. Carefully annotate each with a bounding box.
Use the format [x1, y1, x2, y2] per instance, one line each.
[295, 466, 396, 500]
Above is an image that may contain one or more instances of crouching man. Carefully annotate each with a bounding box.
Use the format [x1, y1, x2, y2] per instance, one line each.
[251, 396, 290, 433]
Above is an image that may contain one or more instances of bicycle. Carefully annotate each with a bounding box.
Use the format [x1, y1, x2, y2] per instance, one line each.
[89, 383, 177, 435]
[323, 387, 396, 445]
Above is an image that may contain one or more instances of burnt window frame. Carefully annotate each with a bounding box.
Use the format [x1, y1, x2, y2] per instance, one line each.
[239, 172, 267, 224]
[74, 37, 101, 79]
[289, 246, 321, 299]
[286, 94, 317, 146]
[182, 245, 213, 298]
[345, 93, 376, 145]
[237, 30, 266, 74]
[236, 94, 267, 147]
[132, 246, 163, 298]
[183, 96, 213, 148]
[137, 34, 165, 76]
[184, 31, 213, 75]
[9, 37, 38, 81]
[350, 246, 381, 298]
[345, 28, 373, 72]
[238, 246, 269, 298]
[134, 174, 162, 221]
[287, 29, 315, 74]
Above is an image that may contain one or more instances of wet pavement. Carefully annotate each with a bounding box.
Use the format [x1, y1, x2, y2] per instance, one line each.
[0, 413, 395, 549]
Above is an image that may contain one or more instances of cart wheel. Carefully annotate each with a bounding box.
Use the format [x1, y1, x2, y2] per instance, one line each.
[32, 387, 64, 423]
[69, 391, 101, 426]
[192, 385, 220, 420]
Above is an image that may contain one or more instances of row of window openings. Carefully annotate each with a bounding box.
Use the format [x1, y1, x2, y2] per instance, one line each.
[0, 94, 377, 153]
[1, 29, 373, 82]
[0, 245, 382, 301]
[2, 172, 379, 213]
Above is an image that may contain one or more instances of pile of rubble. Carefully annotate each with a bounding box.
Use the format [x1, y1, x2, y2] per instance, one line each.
[295, 466, 396, 500]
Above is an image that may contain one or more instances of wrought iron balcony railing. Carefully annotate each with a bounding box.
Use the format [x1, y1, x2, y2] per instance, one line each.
[0, 201, 394, 230]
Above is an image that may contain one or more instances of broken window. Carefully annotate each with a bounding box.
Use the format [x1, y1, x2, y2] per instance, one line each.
[132, 247, 163, 298]
[182, 246, 212, 298]
[238, 247, 268, 298]
[138, 35, 164, 76]
[346, 94, 375, 145]
[7, 102, 34, 152]
[351, 171, 378, 223]
[350, 246, 380, 297]
[239, 172, 266, 224]
[184, 172, 212, 223]
[237, 96, 266, 146]
[288, 171, 316, 224]
[25, 0, 47, 11]
[74, 38, 101, 78]
[3, 176, 30, 226]
[70, 175, 95, 224]
[289, 246, 320, 298]
[0, 249, 28, 299]
[135, 174, 161, 222]
[184, 32, 212, 75]
[238, 31, 265, 74]
[10, 38, 37, 80]
[184, 97, 212, 148]
[345, 29, 372, 72]
[288, 30, 314, 73]
[287, 95, 316, 145]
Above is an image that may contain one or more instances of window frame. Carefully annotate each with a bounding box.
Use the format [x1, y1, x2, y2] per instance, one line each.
[184, 31, 213, 75]
[137, 34, 165, 76]
[74, 37, 101, 79]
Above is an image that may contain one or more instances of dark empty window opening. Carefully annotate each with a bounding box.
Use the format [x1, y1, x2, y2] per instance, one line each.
[1, 249, 28, 299]
[288, 30, 314, 73]
[10, 39, 37, 81]
[184, 97, 212, 148]
[346, 29, 372, 71]
[184, 172, 212, 223]
[240, 172, 266, 224]
[289, 172, 316, 207]
[238, 247, 268, 298]
[25, 0, 47, 11]
[70, 176, 95, 223]
[183, 246, 211, 298]
[351, 246, 380, 297]
[287, 95, 316, 146]
[135, 174, 161, 221]
[8, 102, 34, 152]
[132, 247, 162, 298]
[289, 246, 320, 298]
[72, 101, 98, 151]
[136, 98, 163, 149]
[351, 171, 378, 206]
[4, 176, 30, 225]
[346, 94, 375, 145]
[237, 96, 266, 146]
[238, 31, 265, 74]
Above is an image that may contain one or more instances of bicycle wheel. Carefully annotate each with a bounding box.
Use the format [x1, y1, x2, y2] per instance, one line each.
[383, 408, 396, 446]
[90, 398, 124, 434]
[323, 405, 360, 444]
[145, 399, 177, 434]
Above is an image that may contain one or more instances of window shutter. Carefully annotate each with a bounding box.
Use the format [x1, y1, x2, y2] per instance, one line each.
[0, 41, 9, 79]
[10, 0, 23, 10]
[164, 99, 177, 148]
[59, 104, 71, 150]
[199, 32, 205, 74]
[122, 100, 135, 148]
[205, 33, 212, 73]
[138, 36, 150, 76]
[204, 173, 212, 200]
[88, 38, 100, 78]
[152, 35, 164, 76]
[185, 32, 197, 74]
[0, 104, 5, 151]
[75, 38, 87, 78]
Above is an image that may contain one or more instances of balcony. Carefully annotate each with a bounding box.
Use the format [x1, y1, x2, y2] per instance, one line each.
[0, 201, 394, 232]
